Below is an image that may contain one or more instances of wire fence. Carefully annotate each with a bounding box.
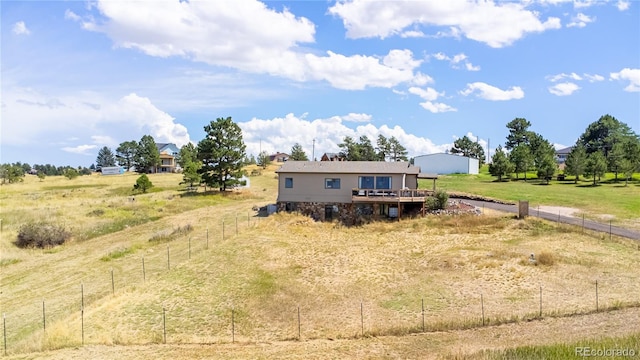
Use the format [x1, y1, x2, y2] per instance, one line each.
[2, 211, 639, 356]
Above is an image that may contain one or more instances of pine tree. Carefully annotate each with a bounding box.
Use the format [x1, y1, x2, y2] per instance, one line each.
[96, 146, 116, 168]
[116, 141, 138, 171]
[133, 135, 160, 173]
[489, 146, 513, 182]
[197, 117, 247, 191]
[584, 150, 607, 186]
[565, 144, 587, 183]
[290, 143, 309, 161]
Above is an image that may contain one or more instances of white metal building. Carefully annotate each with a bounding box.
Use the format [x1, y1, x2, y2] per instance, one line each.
[413, 153, 479, 175]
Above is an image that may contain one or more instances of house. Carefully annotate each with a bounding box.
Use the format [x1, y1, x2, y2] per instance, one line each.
[555, 146, 573, 164]
[276, 161, 437, 223]
[269, 152, 290, 162]
[154, 143, 180, 173]
[413, 153, 479, 175]
[320, 152, 345, 161]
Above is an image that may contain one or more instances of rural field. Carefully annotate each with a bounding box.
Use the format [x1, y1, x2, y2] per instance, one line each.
[1, 166, 639, 359]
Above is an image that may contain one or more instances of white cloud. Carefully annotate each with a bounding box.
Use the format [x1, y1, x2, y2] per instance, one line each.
[408, 87, 457, 113]
[78, 0, 424, 90]
[238, 113, 450, 158]
[411, 73, 434, 86]
[62, 144, 97, 155]
[430, 52, 480, 71]
[12, 21, 30, 35]
[548, 82, 581, 96]
[610, 68, 640, 92]
[548, 72, 583, 82]
[328, 1, 561, 48]
[616, 1, 630, 11]
[460, 82, 525, 101]
[400, 30, 425, 38]
[567, 13, 595, 28]
[64, 9, 81, 21]
[1, 89, 191, 149]
[583, 73, 604, 82]
[341, 113, 372, 122]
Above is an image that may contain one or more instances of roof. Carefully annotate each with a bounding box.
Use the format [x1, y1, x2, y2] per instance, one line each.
[276, 161, 420, 174]
[414, 153, 477, 160]
[555, 146, 573, 155]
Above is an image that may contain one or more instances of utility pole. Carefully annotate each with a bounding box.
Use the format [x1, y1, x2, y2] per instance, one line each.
[312, 139, 315, 161]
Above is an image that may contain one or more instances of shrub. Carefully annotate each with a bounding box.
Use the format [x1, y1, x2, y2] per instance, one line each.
[435, 190, 449, 210]
[536, 251, 556, 266]
[133, 174, 153, 193]
[15, 222, 71, 248]
[63, 168, 79, 180]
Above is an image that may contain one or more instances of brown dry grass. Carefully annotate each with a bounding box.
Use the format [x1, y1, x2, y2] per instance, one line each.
[2, 167, 640, 358]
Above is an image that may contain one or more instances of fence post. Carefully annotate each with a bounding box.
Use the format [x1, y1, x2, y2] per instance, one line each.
[163, 307, 166, 344]
[360, 302, 364, 337]
[142, 256, 146, 283]
[421, 298, 425, 332]
[596, 280, 599, 312]
[481, 294, 485, 326]
[297, 306, 301, 341]
[111, 269, 115, 295]
[81, 283, 84, 345]
[3, 313, 6, 356]
[539, 285, 542, 318]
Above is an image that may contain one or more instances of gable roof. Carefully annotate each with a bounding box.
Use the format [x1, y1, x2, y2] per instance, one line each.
[555, 146, 573, 155]
[276, 161, 420, 174]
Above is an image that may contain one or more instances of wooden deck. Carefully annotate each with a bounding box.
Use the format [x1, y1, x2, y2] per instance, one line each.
[351, 188, 429, 203]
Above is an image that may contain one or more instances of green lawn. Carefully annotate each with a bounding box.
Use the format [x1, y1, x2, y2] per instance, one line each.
[424, 168, 640, 223]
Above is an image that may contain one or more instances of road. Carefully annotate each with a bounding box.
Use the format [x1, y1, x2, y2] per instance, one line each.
[460, 199, 640, 241]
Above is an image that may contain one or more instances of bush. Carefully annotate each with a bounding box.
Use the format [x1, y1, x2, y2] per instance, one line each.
[63, 168, 79, 180]
[133, 174, 153, 193]
[425, 190, 449, 211]
[15, 223, 71, 248]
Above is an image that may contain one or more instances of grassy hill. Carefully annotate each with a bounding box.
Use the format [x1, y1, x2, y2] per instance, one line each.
[1, 166, 639, 359]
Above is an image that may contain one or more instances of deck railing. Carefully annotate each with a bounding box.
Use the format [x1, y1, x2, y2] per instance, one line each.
[351, 188, 430, 202]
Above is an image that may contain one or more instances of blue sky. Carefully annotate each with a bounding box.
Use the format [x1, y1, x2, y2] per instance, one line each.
[2, 0, 639, 166]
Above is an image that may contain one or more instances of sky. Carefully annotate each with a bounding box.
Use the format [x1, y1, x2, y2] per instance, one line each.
[1, 0, 639, 167]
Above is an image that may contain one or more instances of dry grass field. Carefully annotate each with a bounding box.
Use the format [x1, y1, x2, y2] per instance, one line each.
[1, 166, 639, 359]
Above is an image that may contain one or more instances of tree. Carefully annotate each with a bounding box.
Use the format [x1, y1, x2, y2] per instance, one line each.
[509, 144, 532, 181]
[619, 136, 640, 186]
[63, 168, 79, 180]
[133, 135, 160, 173]
[116, 141, 138, 171]
[0, 164, 25, 184]
[388, 136, 409, 162]
[531, 137, 556, 183]
[257, 151, 271, 169]
[37, 172, 46, 182]
[584, 150, 607, 185]
[451, 135, 485, 165]
[133, 174, 153, 193]
[376, 135, 390, 161]
[489, 146, 513, 181]
[96, 146, 116, 168]
[290, 143, 309, 161]
[565, 144, 587, 183]
[180, 159, 202, 189]
[505, 118, 532, 150]
[357, 136, 377, 161]
[197, 117, 247, 191]
[177, 143, 198, 168]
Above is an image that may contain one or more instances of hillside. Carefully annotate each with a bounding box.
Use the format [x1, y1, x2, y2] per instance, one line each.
[1, 166, 639, 359]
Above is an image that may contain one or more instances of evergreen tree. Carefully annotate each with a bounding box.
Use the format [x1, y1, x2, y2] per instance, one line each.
[116, 141, 138, 171]
[584, 150, 607, 185]
[489, 146, 514, 181]
[96, 146, 116, 168]
[290, 143, 309, 161]
[376, 135, 390, 161]
[451, 135, 485, 164]
[388, 136, 409, 162]
[505, 118, 532, 150]
[177, 143, 198, 168]
[509, 144, 532, 181]
[133, 135, 160, 173]
[565, 144, 587, 183]
[257, 151, 271, 169]
[357, 136, 377, 161]
[180, 159, 202, 190]
[133, 174, 153, 193]
[197, 117, 247, 191]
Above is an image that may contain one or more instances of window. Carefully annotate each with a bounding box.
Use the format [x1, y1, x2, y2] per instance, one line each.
[376, 176, 392, 189]
[358, 176, 374, 189]
[285, 177, 293, 188]
[325, 178, 341, 189]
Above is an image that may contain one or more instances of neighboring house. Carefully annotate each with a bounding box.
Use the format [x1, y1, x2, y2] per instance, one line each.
[413, 153, 479, 175]
[555, 146, 573, 164]
[154, 143, 180, 173]
[276, 161, 437, 223]
[269, 152, 290, 162]
[320, 152, 345, 161]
